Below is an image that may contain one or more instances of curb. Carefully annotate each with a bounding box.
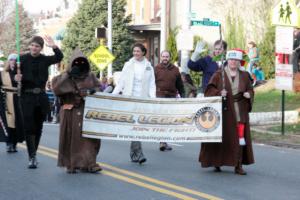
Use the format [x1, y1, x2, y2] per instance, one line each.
[251, 127, 280, 135]
[251, 127, 300, 149]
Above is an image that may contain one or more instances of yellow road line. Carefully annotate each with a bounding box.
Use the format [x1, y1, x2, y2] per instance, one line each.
[23, 147, 197, 200]
[20, 144, 223, 200]
[102, 171, 198, 200]
[99, 162, 222, 200]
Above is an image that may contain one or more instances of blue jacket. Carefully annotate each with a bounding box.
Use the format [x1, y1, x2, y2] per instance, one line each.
[187, 56, 219, 92]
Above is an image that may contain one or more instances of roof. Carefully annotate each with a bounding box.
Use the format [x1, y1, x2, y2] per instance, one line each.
[128, 23, 160, 31]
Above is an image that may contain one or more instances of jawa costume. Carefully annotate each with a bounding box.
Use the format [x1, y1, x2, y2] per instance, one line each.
[52, 48, 102, 173]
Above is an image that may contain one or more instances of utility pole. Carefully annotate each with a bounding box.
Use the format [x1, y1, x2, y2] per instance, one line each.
[160, 0, 167, 52]
[180, 0, 191, 73]
[107, 0, 113, 77]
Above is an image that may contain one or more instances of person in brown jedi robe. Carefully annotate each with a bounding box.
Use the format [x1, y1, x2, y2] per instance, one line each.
[199, 49, 254, 175]
[52, 48, 102, 174]
[0, 54, 24, 152]
[155, 50, 184, 151]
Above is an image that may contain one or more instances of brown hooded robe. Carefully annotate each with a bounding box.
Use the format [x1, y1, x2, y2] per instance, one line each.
[52, 49, 101, 171]
[199, 69, 255, 167]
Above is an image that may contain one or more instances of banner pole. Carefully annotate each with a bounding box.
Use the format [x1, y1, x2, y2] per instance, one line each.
[15, 0, 21, 97]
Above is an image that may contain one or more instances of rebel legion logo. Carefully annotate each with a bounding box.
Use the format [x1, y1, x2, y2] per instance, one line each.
[195, 107, 220, 132]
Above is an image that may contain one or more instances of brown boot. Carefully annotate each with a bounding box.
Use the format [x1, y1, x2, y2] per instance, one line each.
[214, 166, 222, 172]
[235, 146, 247, 175]
[88, 164, 102, 173]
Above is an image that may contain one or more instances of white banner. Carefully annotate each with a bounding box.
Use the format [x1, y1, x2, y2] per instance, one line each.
[82, 93, 222, 143]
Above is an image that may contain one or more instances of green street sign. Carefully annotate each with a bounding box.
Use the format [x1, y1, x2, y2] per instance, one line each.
[191, 18, 220, 27]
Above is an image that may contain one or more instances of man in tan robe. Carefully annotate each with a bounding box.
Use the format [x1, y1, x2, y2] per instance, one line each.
[200, 49, 255, 175]
[52, 48, 102, 173]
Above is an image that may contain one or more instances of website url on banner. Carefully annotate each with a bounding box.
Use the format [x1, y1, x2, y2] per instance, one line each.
[118, 135, 186, 141]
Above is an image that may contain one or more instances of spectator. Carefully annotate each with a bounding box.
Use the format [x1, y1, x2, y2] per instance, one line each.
[103, 77, 114, 93]
[181, 72, 197, 98]
[247, 41, 260, 75]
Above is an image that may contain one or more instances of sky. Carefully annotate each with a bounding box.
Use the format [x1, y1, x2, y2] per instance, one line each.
[21, 0, 62, 14]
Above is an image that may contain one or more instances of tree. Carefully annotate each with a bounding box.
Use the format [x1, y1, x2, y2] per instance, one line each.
[0, 4, 36, 56]
[258, 22, 275, 79]
[166, 27, 179, 65]
[0, 0, 10, 23]
[225, 11, 246, 49]
[62, 0, 134, 73]
[208, 0, 275, 43]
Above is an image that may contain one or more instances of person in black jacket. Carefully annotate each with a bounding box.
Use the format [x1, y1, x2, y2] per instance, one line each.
[15, 35, 63, 168]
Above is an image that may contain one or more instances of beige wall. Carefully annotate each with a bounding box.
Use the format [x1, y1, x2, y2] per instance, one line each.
[126, 0, 161, 25]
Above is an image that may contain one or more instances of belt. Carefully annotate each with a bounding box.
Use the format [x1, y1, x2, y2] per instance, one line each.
[1, 86, 17, 93]
[23, 88, 45, 94]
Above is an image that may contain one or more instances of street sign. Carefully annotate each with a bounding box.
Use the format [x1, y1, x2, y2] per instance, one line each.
[191, 18, 220, 27]
[275, 26, 294, 54]
[89, 45, 115, 71]
[272, 0, 300, 27]
[275, 63, 294, 91]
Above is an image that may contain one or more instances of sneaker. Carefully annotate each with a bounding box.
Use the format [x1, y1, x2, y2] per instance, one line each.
[11, 144, 18, 153]
[164, 144, 172, 151]
[159, 142, 166, 151]
[28, 157, 38, 169]
[160, 142, 172, 151]
[6, 144, 13, 153]
[138, 157, 147, 165]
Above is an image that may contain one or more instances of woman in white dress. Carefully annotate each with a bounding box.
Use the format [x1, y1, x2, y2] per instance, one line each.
[113, 43, 156, 164]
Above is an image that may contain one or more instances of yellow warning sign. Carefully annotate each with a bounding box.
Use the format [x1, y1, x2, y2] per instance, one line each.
[272, 0, 300, 27]
[89, 46, 115, 71]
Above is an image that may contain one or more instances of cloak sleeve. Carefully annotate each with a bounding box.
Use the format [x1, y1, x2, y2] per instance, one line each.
[204, 71, 222, 97]
[52, 72, 76, 96]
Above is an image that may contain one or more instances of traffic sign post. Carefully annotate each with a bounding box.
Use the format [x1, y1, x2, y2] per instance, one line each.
[89, 45, 115, 71]
[272, 0, 300, 135]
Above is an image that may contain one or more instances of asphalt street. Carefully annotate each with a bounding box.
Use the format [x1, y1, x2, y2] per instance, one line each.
[0, 123, 299, 200]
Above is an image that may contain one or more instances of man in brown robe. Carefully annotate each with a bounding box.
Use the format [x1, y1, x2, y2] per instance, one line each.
[199, 49, 254, 175]
[155, 50, 184, 151]
[52, 48, 102, 173]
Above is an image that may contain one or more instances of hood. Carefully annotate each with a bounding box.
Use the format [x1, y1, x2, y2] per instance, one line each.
[67, 47, 90, 73]
[156, 62, 174, 70]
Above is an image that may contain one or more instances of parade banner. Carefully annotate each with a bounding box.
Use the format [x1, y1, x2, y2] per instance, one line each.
[82, 93, 222, 143]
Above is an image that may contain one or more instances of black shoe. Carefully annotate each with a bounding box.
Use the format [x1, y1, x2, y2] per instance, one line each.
[6, 145, 13, 153]
[159, 142, 166, 151]
[138, 157, 147, 165]
[214, 167, 222, 172]
[28, 157, 38, 169]
[164, 144, 172, 151]
[11, 145, 18, 153]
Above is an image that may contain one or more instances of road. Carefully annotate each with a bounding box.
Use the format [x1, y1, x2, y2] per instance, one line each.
[0, 123, 299, 200]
